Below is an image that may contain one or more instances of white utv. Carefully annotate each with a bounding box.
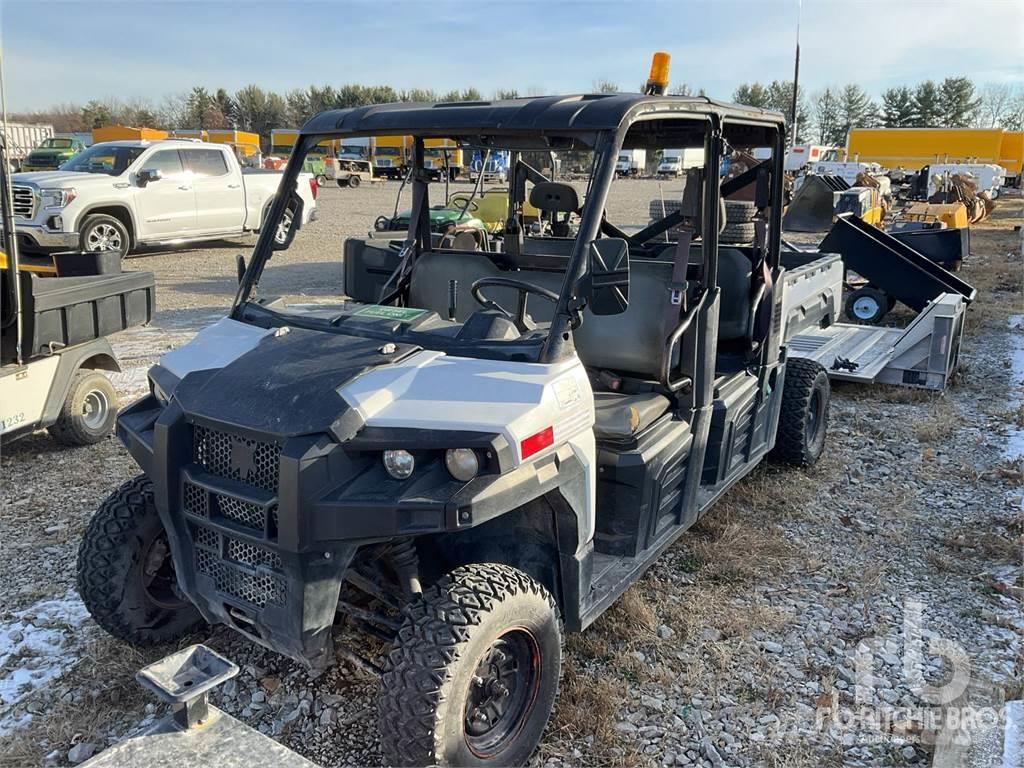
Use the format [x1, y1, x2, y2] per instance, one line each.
[77, 89, 830, 767]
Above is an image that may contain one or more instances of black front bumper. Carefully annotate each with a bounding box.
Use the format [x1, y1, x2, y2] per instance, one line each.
[117, 394, 522, 669]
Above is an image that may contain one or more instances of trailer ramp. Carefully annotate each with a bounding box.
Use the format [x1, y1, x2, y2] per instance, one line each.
[788, 293, 965, 391]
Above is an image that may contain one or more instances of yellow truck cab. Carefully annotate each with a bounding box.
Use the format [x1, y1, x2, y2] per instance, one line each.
[423, 138, 463, 181]
[371, 135, 411, 179]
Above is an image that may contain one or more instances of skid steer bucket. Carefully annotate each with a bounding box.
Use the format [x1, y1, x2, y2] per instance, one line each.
[783, 175, 850, 232]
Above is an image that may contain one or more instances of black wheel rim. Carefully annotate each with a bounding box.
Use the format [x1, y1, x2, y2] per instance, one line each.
[140, 532, 187, 610]
[464, 628, 541, 758]
[806, 390, 822, 446]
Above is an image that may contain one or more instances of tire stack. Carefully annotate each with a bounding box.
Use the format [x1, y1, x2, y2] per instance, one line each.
[647, 198, 759, 244]
[721, 200, 757, 245]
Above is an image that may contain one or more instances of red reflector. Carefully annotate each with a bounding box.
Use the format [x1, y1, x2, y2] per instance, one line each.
[520, 426, 554, 459]
[309, 177, 318, 200]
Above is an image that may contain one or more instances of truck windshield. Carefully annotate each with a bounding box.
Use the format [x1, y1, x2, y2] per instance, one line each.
[61, 145, 145, 175]
[42, 138, 74, 149]
[377, 147, 401, 156]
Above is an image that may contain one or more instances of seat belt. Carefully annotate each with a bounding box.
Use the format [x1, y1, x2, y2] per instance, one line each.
[662, 229, 692, 339]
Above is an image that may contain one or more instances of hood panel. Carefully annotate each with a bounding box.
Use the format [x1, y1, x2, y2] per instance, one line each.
[12, 171, 113, 186]
[173, 326, 420, 438]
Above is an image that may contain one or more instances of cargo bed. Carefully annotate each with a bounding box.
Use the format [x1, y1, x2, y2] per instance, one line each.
[1, 271, 155, 363]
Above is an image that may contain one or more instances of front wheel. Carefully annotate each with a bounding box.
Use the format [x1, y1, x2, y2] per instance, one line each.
[48, 370, 118, 446]
[348, 174, 361, 188]
[77, 475, 204, 646]
[378, 563, 562, 767]
[772, 358, 830, 466]
[79, 213, 130, 257]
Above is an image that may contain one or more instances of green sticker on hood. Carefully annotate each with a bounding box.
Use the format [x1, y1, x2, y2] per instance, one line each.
[353, 305, 428, 322]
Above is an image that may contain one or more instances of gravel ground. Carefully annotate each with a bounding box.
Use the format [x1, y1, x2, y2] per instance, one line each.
[0, 182, 1021, 767]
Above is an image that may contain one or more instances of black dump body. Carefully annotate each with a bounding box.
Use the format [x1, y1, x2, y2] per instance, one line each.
[1, 270, 155, 364]
[819, 214, 976, 311]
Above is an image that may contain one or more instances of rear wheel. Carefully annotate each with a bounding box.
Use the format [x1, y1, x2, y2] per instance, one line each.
[77, 475, 203, 646]
[378, 563, 562, 767]
[48, 370, 118, 446]
[348, 174, 361, 188]
[772, 358, 830, 466]
[315, 173, 328, 187]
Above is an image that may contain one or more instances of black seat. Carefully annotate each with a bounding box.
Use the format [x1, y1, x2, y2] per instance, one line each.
[593, 392, 670, 441]
[717, 248, 753, 341]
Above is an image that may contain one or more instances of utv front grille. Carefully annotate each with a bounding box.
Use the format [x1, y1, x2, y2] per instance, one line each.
[193, 425, 281, 492]
[182, 480, 277, 534]
[192, 524, 285, 609]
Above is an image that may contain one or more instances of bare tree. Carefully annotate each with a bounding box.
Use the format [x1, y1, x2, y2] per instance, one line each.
[592, 80, 619, 94]
[979, 83, 1014, 127]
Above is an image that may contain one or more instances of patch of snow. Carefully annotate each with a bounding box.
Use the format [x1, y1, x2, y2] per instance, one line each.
[1004, 315, 1024, 460]
[0, 591, 91, 736]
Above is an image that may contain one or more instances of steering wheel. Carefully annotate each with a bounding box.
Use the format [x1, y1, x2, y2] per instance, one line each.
[448, 194, 480, 214]
[471, 277, 559, 333]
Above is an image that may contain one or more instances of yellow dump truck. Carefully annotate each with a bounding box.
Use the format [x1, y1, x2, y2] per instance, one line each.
[846, 128, 1007, 173]
[91, 125, 169, 143]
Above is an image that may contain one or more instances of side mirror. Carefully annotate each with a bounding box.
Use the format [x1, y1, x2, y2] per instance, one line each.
[138, 168, 162, 186]
[270, 191, 304, 251]
[585, 238, 629, 315]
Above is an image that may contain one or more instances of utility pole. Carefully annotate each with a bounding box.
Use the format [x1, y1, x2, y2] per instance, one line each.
[790, 0, 802, 149]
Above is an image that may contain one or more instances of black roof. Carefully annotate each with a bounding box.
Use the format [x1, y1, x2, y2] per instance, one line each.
[299, 93, 784, 138]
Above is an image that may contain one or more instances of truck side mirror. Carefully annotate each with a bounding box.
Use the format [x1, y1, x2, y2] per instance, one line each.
[138, 168, 162, 187]
[584, 238, 629, 315]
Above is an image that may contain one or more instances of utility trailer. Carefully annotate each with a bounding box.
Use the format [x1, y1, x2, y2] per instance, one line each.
[0, 139, 156, 446]
[77, 63, 838, 767]
[781, 247, 966, 391]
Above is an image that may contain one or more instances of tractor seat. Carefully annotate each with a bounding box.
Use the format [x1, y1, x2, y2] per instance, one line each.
[593, 391, 670, 441]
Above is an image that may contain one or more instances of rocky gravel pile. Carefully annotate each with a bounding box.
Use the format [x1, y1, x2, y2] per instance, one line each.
[0, 184, 1020, 767]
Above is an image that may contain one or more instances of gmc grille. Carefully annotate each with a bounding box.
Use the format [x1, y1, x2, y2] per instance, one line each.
[193, 425, 281, 492]
[12, 186, 34, 219]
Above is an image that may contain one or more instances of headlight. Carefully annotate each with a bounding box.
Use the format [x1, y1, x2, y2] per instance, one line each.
[40, 188, 76, 209]
[445, 448, 479, 482]
[383, 449, 415, 480]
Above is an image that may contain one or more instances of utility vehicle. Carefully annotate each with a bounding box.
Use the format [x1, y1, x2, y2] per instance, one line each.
[78, 65, 831, 767]
[0, 137, 156, 446]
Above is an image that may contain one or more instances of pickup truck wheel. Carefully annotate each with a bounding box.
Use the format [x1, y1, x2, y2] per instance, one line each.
[77, 475, 204, 646]
[48, 370, 118, 446]
[348, 175, 361, 188]
[315, 173, 328, 187]
[378, 563, 562, 767]
[79, 214, 129, 257]
[772, 358, 830, 466]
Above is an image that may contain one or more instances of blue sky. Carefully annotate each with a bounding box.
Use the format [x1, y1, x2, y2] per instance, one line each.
[3, 0, 1022, 111]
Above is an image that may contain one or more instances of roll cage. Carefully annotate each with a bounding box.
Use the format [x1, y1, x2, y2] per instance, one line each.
[232, 94, 786, 365]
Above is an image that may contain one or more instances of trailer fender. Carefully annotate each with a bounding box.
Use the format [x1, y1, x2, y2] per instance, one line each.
[39, 338, 119, 426]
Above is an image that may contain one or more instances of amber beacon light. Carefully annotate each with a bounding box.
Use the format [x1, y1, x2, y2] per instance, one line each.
[645, 52, 671, 95]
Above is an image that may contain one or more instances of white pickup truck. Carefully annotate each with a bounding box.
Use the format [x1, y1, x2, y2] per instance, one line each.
[11, 139, 318, 257]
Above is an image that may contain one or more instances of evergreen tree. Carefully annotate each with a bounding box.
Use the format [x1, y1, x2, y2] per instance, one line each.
[911, 81, 942, 127]
[732, 82, 771, 108]
[881, 86, 915, 127]
[939, 77, 980, 127]
[766, 80, 811, 143]
[837, 84, 877, 140]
